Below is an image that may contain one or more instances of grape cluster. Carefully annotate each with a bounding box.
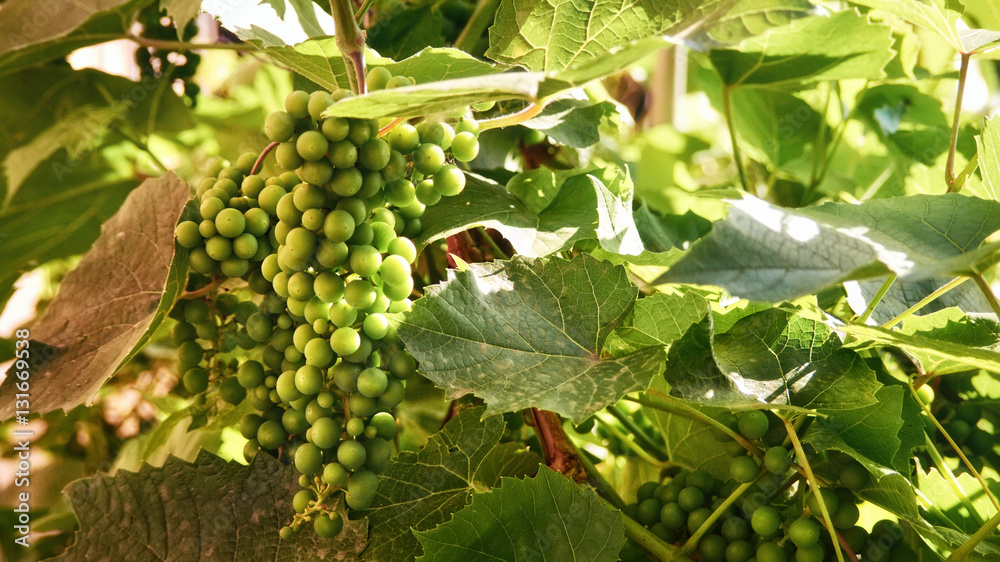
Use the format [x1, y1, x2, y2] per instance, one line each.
[135, 6, 201, 104]
[618, 410, 919, 561]
[172, 77, 481, 538]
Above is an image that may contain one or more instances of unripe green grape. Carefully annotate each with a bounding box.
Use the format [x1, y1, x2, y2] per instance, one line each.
[346, 470, 378, 509]
[751, 506, 780, 536]
[348, 392, 378, 418]
[276, 141, 304, 170]
[309, 417, 342, 449]
[292, 187, 324, 215]
[764, 446, 791, 474]
[357, 367, 388, 398]
[366, 66, 393, 91]
[364, 439, 392, 472]
[698, 534, 726, 562]
[286, 272, 314, 301]
[200, 196, 225, 221]
[276, 193, 303, 225]
[175, 221, 202, 248]
[308, 90, 334, 120]
[285, 90, 310, 119]
[433, 165, 466, 196]
[329, 299, 359, 328]
[383, 73, 410, 88]
[323, 462, 349, 487]
[415, 178, 441, 206]
[329, 139, 358, 168]
[388, 123, 420, 154]
[304, 399, 333, 424]
[756, 542, 787, 562]
[379, 254, 411, 286]
[315, 272, 346, 303]
[257, 420, 286, 449]
[198, 219, 218, 239]
[455, 117, 480, 136]
[737, 410, 769, 440]
[347, 222, 374, 246]
[295, 365, 324, 395]
[382, 276, 414, 301]
[314, 513, 344, 538]
[296, 130, 329, 161]
[331, 326, 361, 355]
[346, 417, 365, 437]
[382, 150, 407, 181]
[301, 208, 325, 231]
[332, 361, 361, 393]
[357, 172, 384, 200]
[687, 507, 713, 534]
[677, 486, 705, 511]
[283, 408, 309, 435]
[242, 207, 269, 236]
[238, 360, 266, 389]
[369, 412, 396, 440]
[215, 177, 239, 196]
[387, 237, 417, 264]
[788, 517, 821, 547]
[659, 502, 686, 529]
[413, 143, 446, 175]
[370, 222, 396, 253]
[725, 540, 754, 562]
[286, 227, 317, 259]
[385, 178, 415, 207]
[347, 119, 371, 146]
[343, 335, 373, 364]
[286, 298, 307, 321]
[172, 321, 197, 345]
[177, 340, 205, 368]
[806, 488, 839, 517]
[221, 257, 249, 278]
[232, 233, 258, 259]
[304, 297, 331, 324]
[240, 174, 264, 198]
[730, 455, 759, 483]
[292, 489, 313, 513]
[272, 271, 291, 298]
[331, 167, 363, 197]
[295, 442, 324, 475]
[265, 111, 296, 142]
[364, 425, 378, 439]
[795, 544, 825, 562]
[362, 313, 389, 340]
[322, 209, 355, 243]
[418, 122, 450, 146]
[721, 517, 749, 542]
[337, 439, 366, 470]
[277, 370, 302, 403]
[183, 367, 209, 393]
[298, 160, 334, 186]
[240, 413, 264, 440]
[257, 184, 286, 215]
[831, 498, 860, 529]
[388, 351, 417, 379]
[322, 117, 350, 142]
[359, 138, 391, 170]
[450, 131, 479, 162]
[349, 245, 382, 278]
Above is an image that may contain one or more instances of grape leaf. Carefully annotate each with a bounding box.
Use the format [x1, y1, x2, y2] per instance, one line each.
[729, 89, 821, 169]
[521, 98, 618, 148]
[855, 85, 951, 166]
[844, 276, 992, 326]
[367, 6, 446, 60]
[605, 291, 709, 356]
[646, 379, 731, 480]
[160, 0, 203, 36]
[202, 0, 335, 45]
[0, 174, 190, 420]
[414, 171, 642, 258]
[414, 466, 626, 562]
[960, 27, 1000, 55]
[803, 385, 920, 474]
[698, 0, 815, 45]
[977, 115, 1000, 201]
[897, 308, 1000, 375]
[709, 9, 894, 86]
[656, 194, 1000, 302]
[53, 450, 366, 561]
[359, 405, 540, 561]
[399, 254, 666, 423]
[664, 308, 882, 412]
[486, 0, 734, 73]
[0, 0, 147, 76]
[918, 467, 1000, 534]
[842, 321, 1000, 375]
[847, 0, 965, 53]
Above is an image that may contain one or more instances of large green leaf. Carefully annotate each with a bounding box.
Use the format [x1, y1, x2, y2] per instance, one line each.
[359, 406, 540, 561]
[730, 89, 822, 169]
[842, 319, 1000, 375]
[844, 276, 992, 326]
[53, 450, 366, 560]
[399, 255, 665, 423]
[414, 171, 642, 258]
[664, 308, 882, 412]
[486, 0, 734, 73]
[521, 98, 618, 148]
[699, 0, 816, 44]
[656, 194, 1000, 302]
[709, 9, 894, 86]
[890, 308, 1000, 375]
[978, 115, 1000, 201]
[855, 84, 951, 166]
[203, 0, 335, 45]
[847, 0, 984, 53]
[0, 0, 147, 76]
[803, 385, 921, 474]
[0, 174, 190, 420]
[414, 466, 626, 562]
[605, 291, 709, 356]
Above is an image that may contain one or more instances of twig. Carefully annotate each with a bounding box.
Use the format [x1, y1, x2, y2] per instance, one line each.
[881, 276, 969, 329]
[478, 102, 544, 131]
[179, 276, 226, 300]
[606, 404, 668, 461]
[377, 117, 406, 138]
[972, 273, 1000, 318]
[330, 0, 368, 94]
[722, 86, 747, 192]
[530, 408, 586, 481]
[128, 33, 256, 52]
[783, 417, 846, 562]
[595, 415, 672, 467]
[251, 141, 279, 175]
[948, 511, 1000, 561]
[683, 475, 760, 554]
[946, 53, 972, 192]
[855, 273, 896, 325]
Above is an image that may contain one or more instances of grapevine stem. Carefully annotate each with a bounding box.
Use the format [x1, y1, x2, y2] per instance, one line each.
[946, 53, 971, 192]
[127, 33, 257, 51]
[605, 404, 668, 461]
[354, 0, 377, 23]
[574, 444, 627, 510]
[972, 273, 1000, 318]
[948, 511, 1000, 561]
[855, 273, 896, 325]
[453, 0, 502, 54]
[782, 417, 846, 562]
[330, 0, 368, 94]
[251, 141, 279, 175]
[881, 276, 968, 329]
[721, 86, 748, 192]
[637, 391, 762, 456]
[179, 276, 226, 299]
[594, 415, 672, 467]
[478, 102, 544, 131]
[682, 472, 761, 554]
[377, 117, 406, 138]
[909, 381, 1000, 513]
[530, 409, 586, 480]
